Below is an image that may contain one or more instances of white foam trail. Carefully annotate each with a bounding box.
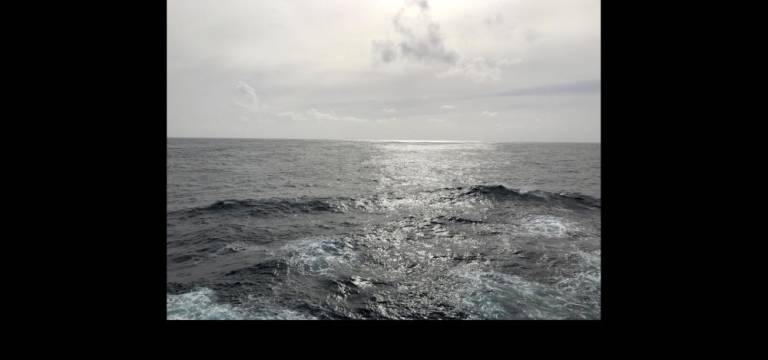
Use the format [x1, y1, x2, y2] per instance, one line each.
[167, 287, 317, 320]
[556, 249, 601, 298]
[450, 265, 563, 319]
[167, 288, 245, 320]
[282, 238, 357, 276]
[520, 215, 573, 238]
[450, 257, 600, 320]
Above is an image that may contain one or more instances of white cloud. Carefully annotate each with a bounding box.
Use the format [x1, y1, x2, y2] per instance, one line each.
[276, 108, 368, 123]
[436, 57, 521, 83]
[306, 108, 339, 121]
[234, 81, 265, 111]
[481, 111, 498, 117]
[441, 104, 455, 110]
[275, 111, 307, 122]
[380, 108, 398, 113]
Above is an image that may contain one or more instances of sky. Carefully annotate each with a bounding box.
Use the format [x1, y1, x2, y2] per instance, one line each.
[167, 0, 600, 142]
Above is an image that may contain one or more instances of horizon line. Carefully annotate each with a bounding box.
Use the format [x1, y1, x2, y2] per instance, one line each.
[166, 136, 600, 144]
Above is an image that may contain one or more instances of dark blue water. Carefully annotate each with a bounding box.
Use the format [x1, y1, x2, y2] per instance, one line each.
[167, 139, 601, 320]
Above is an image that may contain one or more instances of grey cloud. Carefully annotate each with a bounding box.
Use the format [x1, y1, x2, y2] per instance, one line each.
[484, 13, 503, 27]
[436, 57, 522, 83]
[411, 0, 429, 11]
[372, 0, 457, 65]
[291, 79, 600, 115]
[372, 1, 521, 83]
[488, 80, 600, 98]
[372, 40, 398, 64]
[522, 28, 543, 43]
[437, 57, 501, 82]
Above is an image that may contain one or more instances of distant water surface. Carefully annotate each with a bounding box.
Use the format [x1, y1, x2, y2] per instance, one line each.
[167, 138, 600, 320]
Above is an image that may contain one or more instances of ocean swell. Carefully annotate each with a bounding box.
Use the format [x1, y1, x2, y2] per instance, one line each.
[169, 185, 600, 220]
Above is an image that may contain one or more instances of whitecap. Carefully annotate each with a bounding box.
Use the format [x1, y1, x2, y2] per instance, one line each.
[520, 215, 574, 238]
[282, 237, 357, 276]
[167, 288, 244, 320]
[167, 287, 317, 320]
[449, 262, 600, 320]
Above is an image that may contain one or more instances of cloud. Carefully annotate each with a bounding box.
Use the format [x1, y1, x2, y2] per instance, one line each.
[276, 108, 368, 123]
[484, 13, 504, 27]
[372, 40, 398, 64]
[371, 2, 520, 83]
[481, 111, 498, 117]
[372, 0, 458, 65]
[306, 108, 341, 121]
[275, 111, 307, 122]
[274, 108, 402, 125]
[487, 79, 600, 97]
[436, 57, 521, 83]
[234, 81, 265, 111]
[523, 28, 543, 43]
[441, 104, 454, 110]
[380, 108, 398, 113]
[411, 0, 429, 11]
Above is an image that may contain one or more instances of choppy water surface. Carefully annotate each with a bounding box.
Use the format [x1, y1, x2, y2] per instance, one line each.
[167, 139, 600, 320]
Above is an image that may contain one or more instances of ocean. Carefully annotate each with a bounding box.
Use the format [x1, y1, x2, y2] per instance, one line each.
[167, 138, 601, 320]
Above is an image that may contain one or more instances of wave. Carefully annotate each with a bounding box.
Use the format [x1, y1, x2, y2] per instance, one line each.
[169, 185, 599, 219]
[460, 185, 600, 208]
[169, 198, 346, 218]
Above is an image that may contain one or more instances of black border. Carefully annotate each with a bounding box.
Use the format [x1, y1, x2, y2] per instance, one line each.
[17, 1, 705, 343]
[98, 0, 647, 329]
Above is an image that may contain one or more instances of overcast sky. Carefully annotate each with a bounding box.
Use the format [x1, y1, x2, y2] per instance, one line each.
[168, 0, 600, 142]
